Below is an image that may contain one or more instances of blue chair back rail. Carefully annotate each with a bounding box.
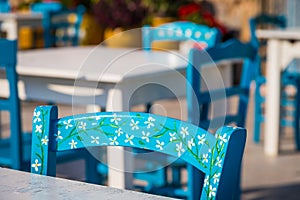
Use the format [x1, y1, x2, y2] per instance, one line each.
[187, 39, 258, 129]
[142, 21, 221, 51]
[31, 105, 247, 200]
[0, 39, 23, 169]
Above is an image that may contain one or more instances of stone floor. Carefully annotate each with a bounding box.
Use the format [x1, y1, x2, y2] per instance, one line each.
[2, 88, 300, 200]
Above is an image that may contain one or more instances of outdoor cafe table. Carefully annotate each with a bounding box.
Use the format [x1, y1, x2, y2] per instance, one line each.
[0, 167, 177, 200]
[0, 12, 42, 40]
[13, 45, 231, 190]
[256, 29, 300, 156]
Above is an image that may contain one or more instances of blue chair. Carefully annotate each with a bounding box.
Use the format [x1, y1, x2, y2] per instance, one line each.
[31, 105, 247, 200]
[31, 3, 85, 47]
[142, 21, 221, 112]
[50, 5, 85, 47]
[187, 39, 258, 199]
[0, 39, 25, 170]
[30, 2, 63, 48]
[249, 14, 300, 148]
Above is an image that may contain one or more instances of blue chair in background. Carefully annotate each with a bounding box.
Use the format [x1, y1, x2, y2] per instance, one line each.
[30, 2, 63, 48]
[31, 105, 247, 200]
[0, 39, 25, 170]
[31, 2, 85, 47]
[142, 21, 221, 112]
[249, 14, 300, 149]
[187, 39, 258, 199]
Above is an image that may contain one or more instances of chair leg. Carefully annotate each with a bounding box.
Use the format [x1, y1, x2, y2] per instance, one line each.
[85, 149, 102, 184]
[253, 88, 262, 143]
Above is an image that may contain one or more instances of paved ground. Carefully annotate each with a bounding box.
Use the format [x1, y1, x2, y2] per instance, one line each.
[2, 88, 300, 199]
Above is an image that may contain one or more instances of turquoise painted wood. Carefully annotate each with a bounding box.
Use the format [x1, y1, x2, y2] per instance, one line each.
[187, 39, 258, 200]
[0, 0, 10, 12]
[249, 14, 300, 148]
[31, 105, 247, 200]
[50, 5, 85, 47]
[0, 39, 23, 169]
[142, 21, 221, 51]
[31, 3, 85, 47]
[187, 39, 258, 129]
[31, 2, 63, 48]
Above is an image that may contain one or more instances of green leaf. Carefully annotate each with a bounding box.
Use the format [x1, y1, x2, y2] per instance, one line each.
[35, 153, 43, 161]
[77, 136, 83, 141]
[138, 140, 145, 145]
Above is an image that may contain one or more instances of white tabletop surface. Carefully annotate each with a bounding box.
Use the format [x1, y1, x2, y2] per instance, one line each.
[0, 12, 42, 20]
[17, 46, 188, 83]
[0, 168, 178, 200]
[256, 28, 300, 40]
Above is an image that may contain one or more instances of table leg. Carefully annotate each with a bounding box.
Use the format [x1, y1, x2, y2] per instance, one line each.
[106, 88, 134, 189]
[264, 39, 281, 156]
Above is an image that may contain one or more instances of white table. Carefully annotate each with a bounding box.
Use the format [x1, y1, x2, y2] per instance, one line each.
[256, 29, 300, 156]
[0, 12, 42, 39]
[16, 46, 188, 189]
[13, 45, 231, 189]
[0, 168, 177, 200]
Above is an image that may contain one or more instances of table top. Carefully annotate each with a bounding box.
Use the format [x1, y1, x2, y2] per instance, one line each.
[17, 46, 188, 83]
[0, 168, 177, 200]
[0, 12, 42, 20]
[256, 28, 300, 40]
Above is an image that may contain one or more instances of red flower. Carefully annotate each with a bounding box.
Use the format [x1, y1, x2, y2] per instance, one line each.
[178, 3, 201, 19]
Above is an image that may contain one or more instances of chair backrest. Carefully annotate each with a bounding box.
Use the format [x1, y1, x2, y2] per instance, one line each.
[142, 21, 221, 51]
[31, 3, 85, 47]
[249, 14, 286, 48]
[50, 5, 86, 47]
[187, 39, 258, 129]
[31, 2, 63, 48]
[0, 39, 22, 169]
[31, 105, 247, 200]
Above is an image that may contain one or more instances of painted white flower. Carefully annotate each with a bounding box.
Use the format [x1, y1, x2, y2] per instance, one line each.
[31, 159, 41, 172]
[169, 132, 176, 142]
[130, 119, 139, 130]
[41, 136, 49, 145]
[197, 134, 206, 145]
[176, 142, 185, 157]
[109, 136, 119, 145]
[54, 131, 63, 141]
[142, 131, 150, 143]
[69, 139, 77, 149]
[180, 127, 189, 138]
[115, 128, 123, 136]
[144, 116, 155, 128]
[188, 138, 195, 149]
[125, 134, 134, 145]
[155, 140, 164, 150]
[218, 133, 228, 145]
[33, 111, 41, 123]
[95, 116, 101, 121]
[202, 153, 209, 163]
[78, 121, 86, 130]
[91, 136, 99, 144]
[204, 176, 209, 187]
[209, 185, 216, 198]
[63, 119, 73, 130]
[215, 156, 222, 168]
[213, 173, 220, 184]
[110, 113, 121, 125]
[35, 124, 42, 133]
